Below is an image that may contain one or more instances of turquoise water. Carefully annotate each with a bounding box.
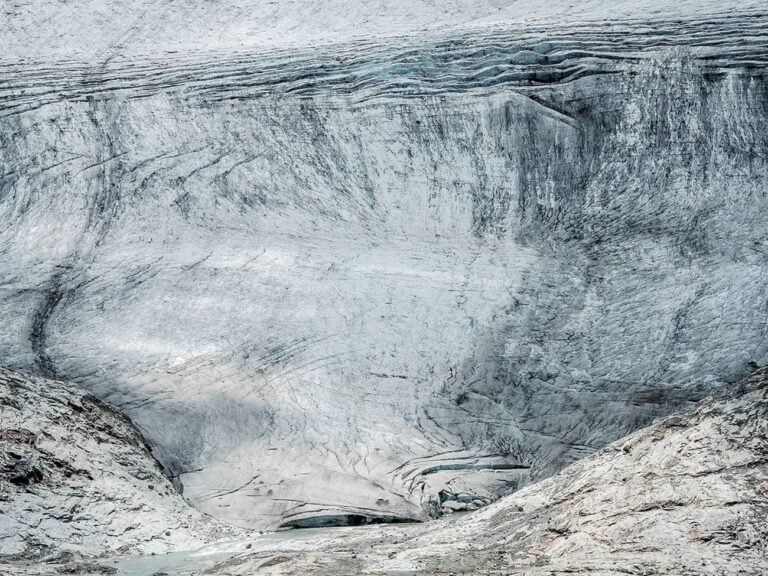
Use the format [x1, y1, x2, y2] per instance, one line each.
[110, 528, 339, 576]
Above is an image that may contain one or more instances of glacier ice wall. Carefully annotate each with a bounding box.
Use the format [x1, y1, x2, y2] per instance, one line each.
[1, 6, 768, 528]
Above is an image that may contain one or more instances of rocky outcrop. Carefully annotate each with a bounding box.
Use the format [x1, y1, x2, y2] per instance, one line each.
[0, 368, 233, 562]
[185, 368, 768, 575]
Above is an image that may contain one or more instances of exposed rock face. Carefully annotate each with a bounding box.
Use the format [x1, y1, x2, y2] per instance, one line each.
[0, 368, 232, 560]
[1, 0, 768, 530]
[184, 368, 768, 575]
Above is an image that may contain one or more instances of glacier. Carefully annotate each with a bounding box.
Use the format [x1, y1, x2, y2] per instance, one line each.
[1, 0, 767, 538]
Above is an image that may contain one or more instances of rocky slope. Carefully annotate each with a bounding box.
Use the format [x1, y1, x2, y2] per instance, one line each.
[0, 368, 233, 563]
[179, 367, 768, 575]
[1, 0, 768, 531]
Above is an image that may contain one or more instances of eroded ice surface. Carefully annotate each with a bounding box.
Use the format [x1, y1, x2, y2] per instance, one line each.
[1, 0, 768, 531]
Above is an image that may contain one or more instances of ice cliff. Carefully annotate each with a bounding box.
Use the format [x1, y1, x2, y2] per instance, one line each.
[1, 0, 767, 530]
